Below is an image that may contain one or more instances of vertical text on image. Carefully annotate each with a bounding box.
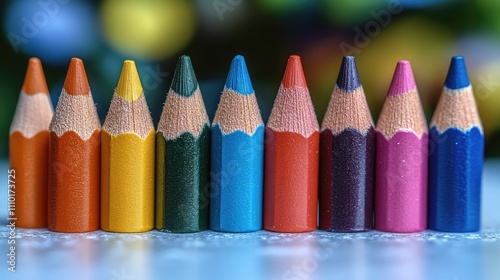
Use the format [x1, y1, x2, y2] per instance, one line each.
[7, 169, 16, 272]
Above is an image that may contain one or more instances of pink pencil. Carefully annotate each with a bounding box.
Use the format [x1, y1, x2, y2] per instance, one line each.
[375, 60, 428, 233]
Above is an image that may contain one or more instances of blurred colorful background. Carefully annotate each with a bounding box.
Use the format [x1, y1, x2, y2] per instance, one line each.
[1, 0, 499, 158]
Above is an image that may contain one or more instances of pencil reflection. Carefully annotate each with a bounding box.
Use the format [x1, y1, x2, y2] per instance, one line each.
[103, 233, 151, 280]
[371, 237, 425, 280]
[17, 231, 98, 279]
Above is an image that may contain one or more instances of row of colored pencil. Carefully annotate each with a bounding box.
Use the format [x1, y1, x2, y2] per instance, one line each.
[10, 55, 483, 233]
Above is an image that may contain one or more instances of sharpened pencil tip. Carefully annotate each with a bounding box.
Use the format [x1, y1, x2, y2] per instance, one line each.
[445, 56, 470, 90]
[116, 60, 143, 101]
[224, 55, 254, 95]
[336, 56, 361, 92]
[63, 58, 90, 95]
[387, 60, 416, 97]
[171, 55, 198, 97]
[281, 55, 308, 89]
[22, 57, 49, 95]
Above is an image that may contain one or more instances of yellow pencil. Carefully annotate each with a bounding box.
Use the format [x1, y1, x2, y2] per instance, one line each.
[101, 60, 155, 232]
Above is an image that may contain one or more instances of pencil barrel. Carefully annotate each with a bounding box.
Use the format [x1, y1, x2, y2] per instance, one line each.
[10, 132, 50, 228]
[101, 130, 155, 232]
[375, 131, 428, 232]
[155, 127, 210, 233]
[48, 130, 101, 232]
[319, 127, 375, 232]
[428, 127, 483, 232]
[264, 129, 319, 232]
[210, 125, 264, 232]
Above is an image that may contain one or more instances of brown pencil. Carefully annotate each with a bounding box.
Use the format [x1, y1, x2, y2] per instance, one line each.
[9, 57, 54, 228]
[48, 58, 101, 233]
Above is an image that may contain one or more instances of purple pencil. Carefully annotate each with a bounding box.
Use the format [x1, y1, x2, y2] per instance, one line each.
[375, 60, 428, 233]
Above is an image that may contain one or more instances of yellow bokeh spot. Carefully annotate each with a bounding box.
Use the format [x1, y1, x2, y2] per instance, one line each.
[471, 62, 500, 136]
[101, 0, 196, 60]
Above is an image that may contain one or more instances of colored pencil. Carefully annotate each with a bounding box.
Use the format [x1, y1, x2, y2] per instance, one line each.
[9, 58, 53, 228]
[156, 55, 210, 233]
[48, 58, 101, 233]
[210, 55, 264, 233]
[375, 60, 428, 233]
[319, 56, 375, 232]
[428, 56, 484, 232]
[101, 60, 155, 233]
[264, 55, 320, 233]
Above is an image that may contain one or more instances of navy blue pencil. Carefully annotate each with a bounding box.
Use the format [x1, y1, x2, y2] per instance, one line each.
[428, 56, 484, 232]
[319, 56, 375, 232]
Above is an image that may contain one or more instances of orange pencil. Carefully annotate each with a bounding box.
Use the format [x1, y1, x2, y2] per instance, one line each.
[9, 58, 53, 228]
[264, 55, 320, 233]
[48, 58, 101, 233]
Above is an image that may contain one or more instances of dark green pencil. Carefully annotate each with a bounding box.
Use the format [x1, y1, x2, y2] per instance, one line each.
[156, 55, 210, 233]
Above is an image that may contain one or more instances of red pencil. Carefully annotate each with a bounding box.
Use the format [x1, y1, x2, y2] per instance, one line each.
[48, 58, 101, 233]
[264, 55, 320, 233]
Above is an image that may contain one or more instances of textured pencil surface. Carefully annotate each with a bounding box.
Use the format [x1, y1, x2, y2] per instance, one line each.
[211, 55, 264, 232]
[319, 56, 375, 232]
[48, 58, 101, 233]
[264, 55, 319, 233]
[10, 57, 53, 228]
[428, 56, 484, 232]
[375, 60, 428, 233]
[101, 60, 155, 233]
[156, 56, 210, 233]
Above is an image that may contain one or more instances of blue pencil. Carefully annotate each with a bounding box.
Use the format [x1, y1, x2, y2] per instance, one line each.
[210, 55, 265, 232]
[428, 56, 484, 232]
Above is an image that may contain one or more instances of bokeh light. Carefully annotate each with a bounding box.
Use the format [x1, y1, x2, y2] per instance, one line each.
[100, 0, 196, 60]
[321, 0, 387, 26]
[1, 0, 500, 157]
[3, 0, 98, 65]
[257, 0, 316, 14]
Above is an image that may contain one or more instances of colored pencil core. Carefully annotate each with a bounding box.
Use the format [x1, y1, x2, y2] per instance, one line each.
[63, 58, 90, 96]
[336, 56, 361, 92]
[387, 60, 416, 96]
[281, 55, 308, 89]
[224, 55, 254, 95]
[444, 56, 470, 89]
[115, 60, 143, 101]
[22, 57, 49, 95]
[171, 55, 198, 97]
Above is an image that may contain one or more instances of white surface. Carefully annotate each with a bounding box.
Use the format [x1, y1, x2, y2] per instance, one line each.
[0, 161, 499, 280]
